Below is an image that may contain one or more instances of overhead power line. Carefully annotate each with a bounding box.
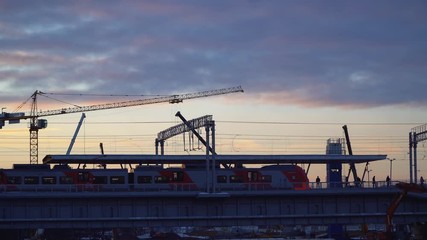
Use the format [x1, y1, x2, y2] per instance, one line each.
[218, 121, 425, 126]
[22, 120, 426, 126]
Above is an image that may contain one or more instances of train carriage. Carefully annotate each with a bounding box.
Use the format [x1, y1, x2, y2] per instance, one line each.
[0, 163, 309, 192]
[0, 164, 129, 192]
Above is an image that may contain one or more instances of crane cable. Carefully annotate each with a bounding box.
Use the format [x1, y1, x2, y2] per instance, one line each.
[34, 91, 173, 110]
[40, 92, 169, 97]
[38, 93, 82, 108]
[13, 94, 34, 113]
[13, 91, 172, 113]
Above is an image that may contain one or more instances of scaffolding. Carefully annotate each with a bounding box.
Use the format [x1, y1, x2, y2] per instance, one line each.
[409, 123, 427, 183]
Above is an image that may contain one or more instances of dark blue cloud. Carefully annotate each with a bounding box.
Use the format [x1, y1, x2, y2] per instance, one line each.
[0, 1, 426, 108]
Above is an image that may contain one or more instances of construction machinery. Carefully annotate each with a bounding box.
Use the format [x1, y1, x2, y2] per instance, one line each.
[0, 86, 244, 164]
[342, 125, 360, 183]
[386, 182, 426, 235]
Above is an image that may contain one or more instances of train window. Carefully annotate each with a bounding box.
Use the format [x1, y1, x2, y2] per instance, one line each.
[137, 176, 152, 184]
[94, 176, 107, 184]
[262, 175, 272, 183]
[110, 176, 125, 184]
[7, 176, 21, 184]
[154, 176, 169, 183]
[42, 177, 56, 184]
[24, 176, 39, 184]
[59, 176, 73, 184]
[217, 175, 227, 183]
[230, 175, 243, 183]
[172, 172, 184, 182]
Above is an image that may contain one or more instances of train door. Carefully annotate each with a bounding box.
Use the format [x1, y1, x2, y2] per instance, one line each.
[248, 171, 259, 182]
[128, 172, 134, 190]
[0, 171, 5, 184]
[77, 171, 91, 184]
[172, 171, 184, 182]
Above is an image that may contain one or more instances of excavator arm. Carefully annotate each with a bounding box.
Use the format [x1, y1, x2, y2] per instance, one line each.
[386, 182, 426, 234]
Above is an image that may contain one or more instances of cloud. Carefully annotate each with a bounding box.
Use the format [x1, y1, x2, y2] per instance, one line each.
[0, 1, 426, 109]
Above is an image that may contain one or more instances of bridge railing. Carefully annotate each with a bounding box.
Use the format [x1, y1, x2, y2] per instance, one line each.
[0, 181, 402, 193]
[0, 183, 293, 193]
[309, 181, 399, 189]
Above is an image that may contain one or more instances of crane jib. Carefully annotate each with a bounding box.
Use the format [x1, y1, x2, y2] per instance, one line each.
[36, 86, 243, 117]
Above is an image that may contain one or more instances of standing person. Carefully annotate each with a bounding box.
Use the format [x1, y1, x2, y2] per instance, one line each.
[386, 175, 390, 187]
[316, 176, 320, 188]
[356, 177, 361, 187]
[421, 176, 424, 186]
[372, 176, 376, 188]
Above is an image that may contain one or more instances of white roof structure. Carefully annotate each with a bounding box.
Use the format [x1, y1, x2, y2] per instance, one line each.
[43, 154, 387, 165]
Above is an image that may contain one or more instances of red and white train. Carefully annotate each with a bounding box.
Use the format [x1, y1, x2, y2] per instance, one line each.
[0, 163, 309, 191]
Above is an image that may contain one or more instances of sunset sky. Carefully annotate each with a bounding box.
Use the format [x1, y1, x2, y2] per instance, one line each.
[1, 1, 427, 182]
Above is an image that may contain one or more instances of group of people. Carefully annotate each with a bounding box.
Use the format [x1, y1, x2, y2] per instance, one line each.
[314, 175, 425, 188]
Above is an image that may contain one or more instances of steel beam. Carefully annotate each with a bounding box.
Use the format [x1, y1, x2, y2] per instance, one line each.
[157, 114, 212, 141]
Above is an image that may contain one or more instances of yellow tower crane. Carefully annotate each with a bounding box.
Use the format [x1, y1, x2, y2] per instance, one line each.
[0, 86, 244, 164]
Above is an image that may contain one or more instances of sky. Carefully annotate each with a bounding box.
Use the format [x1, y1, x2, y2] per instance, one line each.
[1, 1, 427, 182]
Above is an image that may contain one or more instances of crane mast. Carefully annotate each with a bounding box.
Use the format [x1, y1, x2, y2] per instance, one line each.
[0, 86, 243, 164]
[29, 92, 38, 164]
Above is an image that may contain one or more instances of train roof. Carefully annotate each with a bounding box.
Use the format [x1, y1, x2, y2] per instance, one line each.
[43, 154, 387, 165]
[13, 164, 50, 170]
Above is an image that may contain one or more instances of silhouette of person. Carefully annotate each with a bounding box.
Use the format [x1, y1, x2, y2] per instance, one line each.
[386, 175, 390, 187]
[421, 176, 424, 186]
[356, 177, 361, 187]
[316, 176, 320, 188]
[372, 176, 376, 188]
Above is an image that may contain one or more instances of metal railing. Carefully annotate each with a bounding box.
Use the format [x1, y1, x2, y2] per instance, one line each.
[309, 180, 400, 190]
[0, 181, 407, 194]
